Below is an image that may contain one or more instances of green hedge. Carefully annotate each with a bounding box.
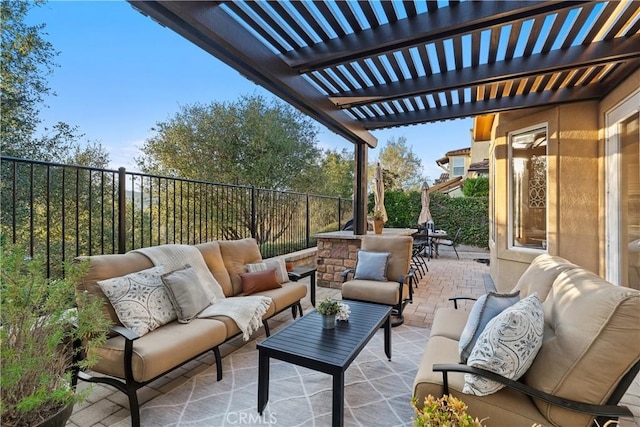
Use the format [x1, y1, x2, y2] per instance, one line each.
[369, 191, 489, 248]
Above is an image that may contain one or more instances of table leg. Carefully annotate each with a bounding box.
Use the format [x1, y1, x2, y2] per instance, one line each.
[257, 350, 270, 414]
[384, 314, 392, 360]
[332, 371, 345, 427]
[310, 272, 316, 307]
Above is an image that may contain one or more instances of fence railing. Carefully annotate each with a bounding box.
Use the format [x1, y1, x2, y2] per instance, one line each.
[0, 156, 352, 278]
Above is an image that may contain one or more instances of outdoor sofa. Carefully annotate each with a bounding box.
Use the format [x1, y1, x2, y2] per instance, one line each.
[74, 238, 307, 427]
[413, 253, 640, 427]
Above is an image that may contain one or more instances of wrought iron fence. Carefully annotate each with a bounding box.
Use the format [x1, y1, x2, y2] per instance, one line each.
[0, 156, 352, 278]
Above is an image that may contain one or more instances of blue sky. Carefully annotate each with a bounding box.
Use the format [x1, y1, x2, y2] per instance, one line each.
[28, 1, 474, 183]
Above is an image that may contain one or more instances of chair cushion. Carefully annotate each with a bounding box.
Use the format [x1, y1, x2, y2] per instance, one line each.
[219, 238, 263, 296]
[246, 258, 290, 283]
[161, 265, 212, 323]
[342, 279, 409, 306]
[196, 241, 233, 296]
[361, 235, 412, 283]
[239, 268, 282, 296]
[464, 294, 544, 396]
[458, 291, 521, 363]
[97, 265, 176, 337]
[430, 307, 470, 341]
[354, 250, 390, 281]
[524, 269, 640, 427]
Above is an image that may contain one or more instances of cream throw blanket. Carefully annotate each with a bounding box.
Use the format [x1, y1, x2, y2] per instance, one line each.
[132, 245, 271, 340]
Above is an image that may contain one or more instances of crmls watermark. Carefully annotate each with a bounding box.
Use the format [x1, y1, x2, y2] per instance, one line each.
[225, 412, 277, 425]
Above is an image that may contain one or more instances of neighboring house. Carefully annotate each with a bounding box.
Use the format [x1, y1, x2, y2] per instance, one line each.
[481, 69, 639, 292]
[433, 135, 490, 195]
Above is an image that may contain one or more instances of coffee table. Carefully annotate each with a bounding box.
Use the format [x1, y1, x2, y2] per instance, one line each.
[257, 300, 392, 427]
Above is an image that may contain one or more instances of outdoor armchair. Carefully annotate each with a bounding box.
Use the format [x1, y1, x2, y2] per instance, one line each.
[341, 235, 414, 326]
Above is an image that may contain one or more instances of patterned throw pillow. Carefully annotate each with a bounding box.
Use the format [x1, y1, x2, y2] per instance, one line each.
[97, 265, 176, 337]
[354, 250, 390, 281]
[463, 293, 544, 396]
[458, 291, 521, 363]
[246, 258, 290, 284]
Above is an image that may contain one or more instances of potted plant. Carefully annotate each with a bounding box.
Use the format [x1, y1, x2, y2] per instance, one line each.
[317, 297, 342, 329]
[1, 241, 110, 426]
[371, 210, 385, 234]
[411, 394, 486, 427]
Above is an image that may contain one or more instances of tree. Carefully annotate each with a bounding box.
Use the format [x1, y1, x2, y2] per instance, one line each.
[315, 148, 354, 198]
[137, 94, 321, 191]
[462, 177, 489, 197]
[1, 0, 57, 155]
[374, 136, 426, 191]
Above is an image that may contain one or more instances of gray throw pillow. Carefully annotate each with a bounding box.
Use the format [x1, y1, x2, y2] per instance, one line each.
[161, 265, 212, 323]
[458, 290, 521, 363]
[354, 250, 390, 281]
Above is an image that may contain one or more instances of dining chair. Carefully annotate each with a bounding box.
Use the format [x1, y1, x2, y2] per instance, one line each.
[435, 227, 462, 259]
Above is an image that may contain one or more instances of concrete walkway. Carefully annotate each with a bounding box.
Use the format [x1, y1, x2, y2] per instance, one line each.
[68, 244, 639, 426]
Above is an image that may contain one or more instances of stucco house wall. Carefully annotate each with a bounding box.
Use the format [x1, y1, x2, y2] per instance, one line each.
[489, 69, 639, 291]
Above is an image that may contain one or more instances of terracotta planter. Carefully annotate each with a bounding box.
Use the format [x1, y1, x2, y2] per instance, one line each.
[373, 220, 384, 234]
[285, 261, 294, 272]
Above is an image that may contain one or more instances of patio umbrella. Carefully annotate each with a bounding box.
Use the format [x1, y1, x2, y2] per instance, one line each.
[418, 182, 432, 225]
[374, 162, 387, 222]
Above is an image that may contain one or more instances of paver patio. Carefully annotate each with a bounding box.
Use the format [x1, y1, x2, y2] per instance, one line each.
[67, 245, 639, 427]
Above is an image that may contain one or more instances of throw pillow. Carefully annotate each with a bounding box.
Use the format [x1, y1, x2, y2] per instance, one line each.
[161, 265, 212, 323]
[354, 250, 390, 281]
[463, 293, 544, 396]
[97, 265, 176, 337]
[458, 291, 521, 363]
[246, 258, 290, 284]
[240, 268, 282, 296]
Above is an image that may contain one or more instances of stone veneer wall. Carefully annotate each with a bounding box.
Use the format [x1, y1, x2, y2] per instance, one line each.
[316, 237, 364, 289]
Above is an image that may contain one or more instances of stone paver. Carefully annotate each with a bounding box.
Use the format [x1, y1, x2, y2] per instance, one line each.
[68, 245, 639, 426]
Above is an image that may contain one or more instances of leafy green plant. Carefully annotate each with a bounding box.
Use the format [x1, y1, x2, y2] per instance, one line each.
[411, 394, 486, 427]
[317, 297, 342, 315]
[1, 240, 110, 426]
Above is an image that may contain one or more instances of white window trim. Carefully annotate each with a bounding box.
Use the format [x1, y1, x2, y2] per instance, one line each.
[507, 123, 548, 253]
[605, 90, 640, 285]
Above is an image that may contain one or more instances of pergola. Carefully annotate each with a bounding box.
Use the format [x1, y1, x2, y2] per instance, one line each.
[129, 0, 640, 234]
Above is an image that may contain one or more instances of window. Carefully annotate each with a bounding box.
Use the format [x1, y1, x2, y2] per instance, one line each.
[509, 125, 547, 250]
[452, 157, 465, 176]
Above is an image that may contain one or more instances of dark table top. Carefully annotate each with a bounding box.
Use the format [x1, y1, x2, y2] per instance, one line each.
[257, 301, 390, 370]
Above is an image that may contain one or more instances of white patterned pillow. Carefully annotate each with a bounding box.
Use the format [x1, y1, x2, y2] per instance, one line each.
[97, 265, 176, 337]
[246, 258, 289, 284]
[463, 293, 544, 396]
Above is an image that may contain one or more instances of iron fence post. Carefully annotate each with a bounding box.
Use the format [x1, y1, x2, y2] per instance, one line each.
[306, 193, 310, 247]
[251, 185, 256, 239]
[118, 167, 126, 254]
[338, 197, 342, 230]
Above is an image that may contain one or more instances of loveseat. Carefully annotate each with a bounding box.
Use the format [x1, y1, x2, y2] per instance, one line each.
[74, 238, 307, 427]
[413, 254, 640, 427]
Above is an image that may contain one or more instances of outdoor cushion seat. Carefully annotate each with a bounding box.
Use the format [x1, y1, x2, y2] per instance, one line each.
[413, 254, 640, 427]
[341, 235, 414, 326]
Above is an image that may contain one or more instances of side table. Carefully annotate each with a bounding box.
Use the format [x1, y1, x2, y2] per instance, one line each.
[288, 266, 316, 307]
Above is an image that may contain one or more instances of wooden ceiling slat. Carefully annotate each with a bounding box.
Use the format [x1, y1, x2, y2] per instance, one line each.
[358, 1, 380, 28]
[487, 27, 500, 64]
[495, 82, 505, 99]
[290, 2, 331, 42]
[565, 68, 586, 87]
[523, 16, 545, 57]
[434, 40, 448, 73]
[604, 3, 640, 40]
[336, 2, 363, 33]
[580, 65, 604, 86]
[312, 1, 346, 38]
[386, 100, 401, 114]
[328, 66, 358, 91]
[267, 2, 316, 47]
[560, 3, 593, 49]
[522, 77, 536, 94]
[432, 93, 442, 109]
[536, 74, 552, 92]
[386, 53, 406, 81]
[444, 90, 453, 106]
[403, 1, 417, 18]
[244, 2, 301, 49]
[419, 44, 433, 76]
[504, 21, 522, 60]
[370, 55, 393, 84]
[356, 59, 380, 86]
[471, 31, 481, 68]
[550, 71, 569, 90]
[407, 96, 420, 111]
[627, 13, 640, 35]
[452, 35, 463, 70]
[401, 49, 419, 79]
[457, 88, 465, 104]
[540, 8, 571, 53]
[382, 2, 398, 23]
[306, 72, 336, 94]
[470, 85, 478, 102]
[341, 64, 368, 88]
[224, 2, 288, 53]
[426, 1, 438, 13]
[581, 2, 620, 44]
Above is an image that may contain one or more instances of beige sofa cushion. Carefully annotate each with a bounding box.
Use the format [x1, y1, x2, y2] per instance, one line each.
[77, 252, 153, 325]
[413, 336, 550, 427]
[342, 279, 409, 305]
[429, 307, 470, 340]
[524, 268, 640, 427]
[219, 238, 263, 296]
[196, 241, 233, 296]
[361, 235, 412, 282]
[92, 318, 227, 382]
[511, 254, 577, 301]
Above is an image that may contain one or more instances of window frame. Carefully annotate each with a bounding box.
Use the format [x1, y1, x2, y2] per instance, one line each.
[451, 157, 465, 177]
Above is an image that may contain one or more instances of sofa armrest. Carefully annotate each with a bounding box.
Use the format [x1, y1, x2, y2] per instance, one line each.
[432, 364, 634, 419]
[342, 268, 355, 282]
[110, 325, 140, 341]
[448, 296, 478, 309]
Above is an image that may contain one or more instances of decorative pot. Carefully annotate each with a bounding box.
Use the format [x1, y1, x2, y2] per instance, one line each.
[34, 402, 74, 427]
[285, 261, 294, 272]
[321, 314, 336, 329]
[374, 220, 384, 234]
